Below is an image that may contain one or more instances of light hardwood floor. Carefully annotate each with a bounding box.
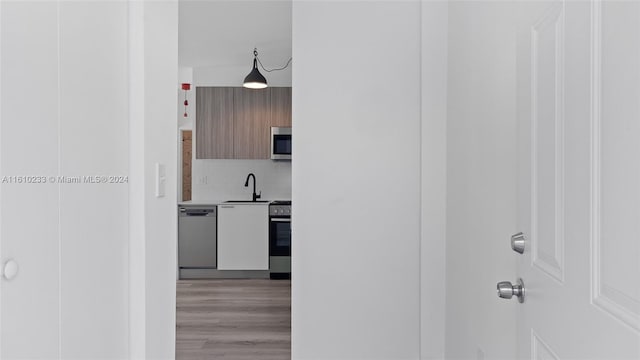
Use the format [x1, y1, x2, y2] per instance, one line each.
[176, 279, 291, 360]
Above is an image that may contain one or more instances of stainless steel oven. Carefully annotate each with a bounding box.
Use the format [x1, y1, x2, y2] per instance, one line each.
[271, 127, 291, 160]
[269, 201, 291, 279]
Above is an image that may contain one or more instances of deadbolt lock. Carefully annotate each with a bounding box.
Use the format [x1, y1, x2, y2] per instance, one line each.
[511, 232, 525, 254]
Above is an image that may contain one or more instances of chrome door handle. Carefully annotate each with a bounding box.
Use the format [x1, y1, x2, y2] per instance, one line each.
[497, 278, 525, 303]
[511, 232, 525, 254]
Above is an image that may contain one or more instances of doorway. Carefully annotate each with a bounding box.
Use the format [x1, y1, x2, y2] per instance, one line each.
[175, 1, 293, 358]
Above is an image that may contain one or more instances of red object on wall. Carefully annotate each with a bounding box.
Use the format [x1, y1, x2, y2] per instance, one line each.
[181, 83, 191, 117]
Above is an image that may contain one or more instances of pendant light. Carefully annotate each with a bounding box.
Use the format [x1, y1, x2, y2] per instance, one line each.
[242, 47, 292, 89]
[243, 48, 267, 89]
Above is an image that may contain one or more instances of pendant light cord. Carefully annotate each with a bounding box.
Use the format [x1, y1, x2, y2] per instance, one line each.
[254, 48, 292, 72]
[256, 56, 292, 72]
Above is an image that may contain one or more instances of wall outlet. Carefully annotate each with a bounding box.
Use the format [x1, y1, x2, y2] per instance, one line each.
[197, 176, 208, 185]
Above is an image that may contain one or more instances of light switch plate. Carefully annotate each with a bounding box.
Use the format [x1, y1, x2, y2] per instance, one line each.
[155, 163, 165, 197]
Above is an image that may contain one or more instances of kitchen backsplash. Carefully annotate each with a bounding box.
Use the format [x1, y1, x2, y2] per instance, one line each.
[191, 159, 291, 201]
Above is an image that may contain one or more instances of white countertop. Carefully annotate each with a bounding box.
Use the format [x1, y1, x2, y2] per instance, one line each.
[178, 200, 224, 206]
[178, 200, 287, 206]
[218, 201, 271, 206]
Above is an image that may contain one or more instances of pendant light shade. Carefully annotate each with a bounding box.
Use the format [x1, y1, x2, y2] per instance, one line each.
[243, 58, 267, 89]
[242, 48, 292, 89]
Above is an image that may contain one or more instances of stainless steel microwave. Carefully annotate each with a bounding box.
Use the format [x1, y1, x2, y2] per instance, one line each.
[271, 127, 291, 160]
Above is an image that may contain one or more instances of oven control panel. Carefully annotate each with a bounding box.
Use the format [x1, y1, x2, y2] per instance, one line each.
[269, 205, 291, 216]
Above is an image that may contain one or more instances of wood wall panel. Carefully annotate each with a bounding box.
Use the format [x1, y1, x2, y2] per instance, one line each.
[182, 130, 192, 201]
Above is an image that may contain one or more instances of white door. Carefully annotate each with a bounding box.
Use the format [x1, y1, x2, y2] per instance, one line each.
[515, 0, 640, 358]
[1, 2, 61, 357]
[1, 1, 130, 358]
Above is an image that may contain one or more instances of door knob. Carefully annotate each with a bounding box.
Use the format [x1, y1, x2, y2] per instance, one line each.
[497, 278, 525, 303]
[3, 259, 18, 281]
[511, 232, 525, 254]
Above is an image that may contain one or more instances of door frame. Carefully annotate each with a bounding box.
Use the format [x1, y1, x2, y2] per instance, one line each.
[128, 1, 179, 358]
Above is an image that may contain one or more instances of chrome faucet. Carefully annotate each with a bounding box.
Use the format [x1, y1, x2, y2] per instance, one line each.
[244, 173, 261, 202]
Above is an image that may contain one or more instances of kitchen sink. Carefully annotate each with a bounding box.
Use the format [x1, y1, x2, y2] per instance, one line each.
[224, 200, 270, 203]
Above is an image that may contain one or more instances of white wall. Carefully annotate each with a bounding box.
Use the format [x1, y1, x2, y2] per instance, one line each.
[194, 65, 291, 88]
[58, 2, 129, 357]
[421, 1, 448, 359]
[292, 1, 422, 358]
[445, 2, 518, 359]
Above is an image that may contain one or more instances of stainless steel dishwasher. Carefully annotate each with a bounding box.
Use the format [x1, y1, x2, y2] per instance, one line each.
[178, 206, 217, 273]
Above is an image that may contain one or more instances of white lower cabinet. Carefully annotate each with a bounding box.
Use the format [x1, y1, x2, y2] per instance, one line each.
[217, 204, 269, 270]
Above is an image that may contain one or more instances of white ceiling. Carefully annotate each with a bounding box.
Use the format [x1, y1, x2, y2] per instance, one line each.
[178, 0, 292, 69]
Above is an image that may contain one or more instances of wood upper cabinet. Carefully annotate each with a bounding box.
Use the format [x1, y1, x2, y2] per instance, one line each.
[195, 86, 291, 159]
[233, 88, 270, 159]
[196, 87, 234, 159]
[269, 87, 292, 127]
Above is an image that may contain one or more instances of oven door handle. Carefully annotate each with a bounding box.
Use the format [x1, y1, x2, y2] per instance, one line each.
[270, 218, 291, 222]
